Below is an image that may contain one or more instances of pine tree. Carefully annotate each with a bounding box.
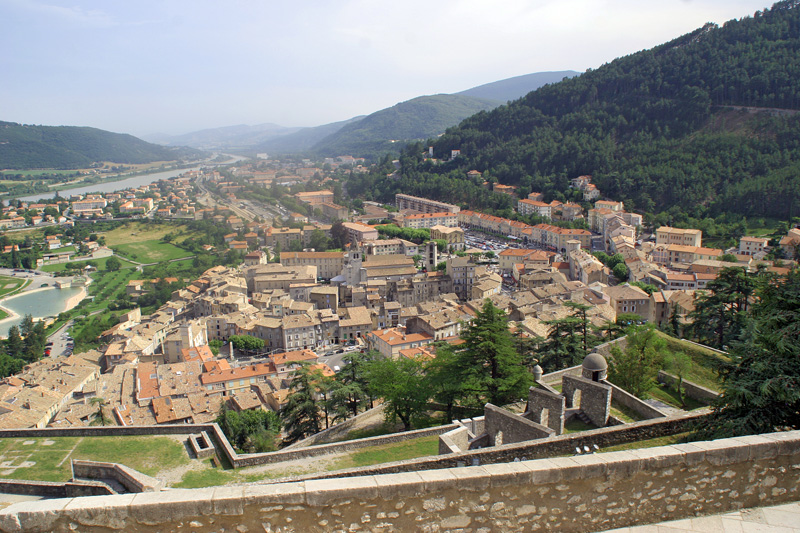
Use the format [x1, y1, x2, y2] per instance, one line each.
[689, 266, 755, 349]
[456, 299, 533, 407]
[694, 270, 800, 439]
[281, 363, 323, 444]
[365, 355, 431, 430]
[607, 325, 670, 398]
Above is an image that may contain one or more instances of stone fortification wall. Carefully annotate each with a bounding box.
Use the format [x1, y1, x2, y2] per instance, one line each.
[563, 374, 612, 427]
[284, 404, 386, 449]
[71, 461, 162, 493]
[276, 411, 709, 483]
[3, 430, 798, 533]
[233, 424, 459, 467]
[438, 426, 469, 454]
[0, 422, 457, 471]
[527, 385, 566, 434]
[605, 381, 670, 419]
[657, 371, 721, 402]
[484, 403, 554, 445]
[0, 479, 115, 499]
[539, 364, 581, 385]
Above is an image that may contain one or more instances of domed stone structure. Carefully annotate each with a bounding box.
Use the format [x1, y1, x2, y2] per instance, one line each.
[582, 352, 608, 382]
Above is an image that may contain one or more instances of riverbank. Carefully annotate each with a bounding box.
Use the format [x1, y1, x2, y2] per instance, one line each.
[15, 164, 204, 202]
[0, 284, 88, 337]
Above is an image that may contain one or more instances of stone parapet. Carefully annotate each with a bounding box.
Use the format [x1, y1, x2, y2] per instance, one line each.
[605, 380, 670, 419]
[2, 430, 798, 532]
[657, 371, 721, 402]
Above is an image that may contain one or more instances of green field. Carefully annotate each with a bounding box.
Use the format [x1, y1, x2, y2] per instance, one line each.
[40, 255, 137, 273]
[0, 169, 77, 177]
[328, 435, 440, 471]
[112, 240, 190, 263]
[0, 436, 189, 482]
[656, 333, 729, 392]
[0, 276, 28, 297]
[175, 434, 442, 489]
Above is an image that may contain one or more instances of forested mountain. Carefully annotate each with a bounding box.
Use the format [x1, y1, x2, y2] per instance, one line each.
[311, 94, 499, 158]
[456, 70, 579, 102]
[251, 116, 365, 155]
[144, 123, 301, 150]
[350, 1, 800, 222]
[0, 122, 202, 170]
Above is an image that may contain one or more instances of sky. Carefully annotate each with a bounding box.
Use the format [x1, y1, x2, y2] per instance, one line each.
[0, 0, 773, 137]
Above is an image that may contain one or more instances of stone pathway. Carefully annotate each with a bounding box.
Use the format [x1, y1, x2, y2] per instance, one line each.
[604, 502, 800, 532]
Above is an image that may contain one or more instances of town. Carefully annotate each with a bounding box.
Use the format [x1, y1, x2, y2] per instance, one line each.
[0, 154, 795, 438]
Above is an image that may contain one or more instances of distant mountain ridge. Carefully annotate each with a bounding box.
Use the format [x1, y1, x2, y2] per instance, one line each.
[457, 70, 579, 102]
[309, 94, 499, 158]
[153, 70, 580, 156]
[143, 123, 302, 150]
[368, 0, 800, 221]
[0, 121, 202, 170]
[252, 116, 366, 154]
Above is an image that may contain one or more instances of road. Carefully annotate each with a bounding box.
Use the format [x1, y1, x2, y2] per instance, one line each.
[46, 320, 74, 358]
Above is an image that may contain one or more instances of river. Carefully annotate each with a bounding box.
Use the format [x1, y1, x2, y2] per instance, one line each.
[0, 286, 85, 337]
[17, 153, 246, 202]
[18, 167, 202, 202]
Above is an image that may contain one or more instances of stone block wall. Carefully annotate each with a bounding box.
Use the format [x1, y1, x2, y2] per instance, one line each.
[657, 371, 720, 402]
[71, 461, 162, 493]
[526, 385, 566, 434]
[484, 403, 554, 446]
[563, 374, 612, 427]
[281, 411, 709, 483]
[283, 404, 386, 449]
[438, 426, 469, 454]
[4, 430, 799, 533]
[605, 381, 669, 419]
[540, 364, 581, 385]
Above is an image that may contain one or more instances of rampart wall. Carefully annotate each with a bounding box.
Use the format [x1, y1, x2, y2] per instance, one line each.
[657, 371, 721, 402]
[3, 430, 798, 533]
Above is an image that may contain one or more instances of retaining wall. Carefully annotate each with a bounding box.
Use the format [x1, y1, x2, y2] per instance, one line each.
[272, 410, 710, 483]
[605, 381, 670, 419]
[657, 371, 721, 402]
[3, 429, 798, 532]
[283, 404, 386, 449]
[71, 461, 162, 493]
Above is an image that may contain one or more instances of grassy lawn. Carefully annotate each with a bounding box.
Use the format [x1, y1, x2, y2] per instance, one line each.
[564, 418, 597, 433]
[647, 383, 707, 411]
[174, 461, 238, 489]
[112, 240, 190, 263]
[0, 276, 27, 297]
[0, 436, 189, 482]
[40, 255, 137, 273]
[328, 435, 440, 471]
[656, 332, 729, 392]
[610, 402, 646, 423]
[601, 432, 691, 453]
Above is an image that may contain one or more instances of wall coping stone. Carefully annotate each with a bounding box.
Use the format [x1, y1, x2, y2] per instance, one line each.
[2, 429, 800, 532]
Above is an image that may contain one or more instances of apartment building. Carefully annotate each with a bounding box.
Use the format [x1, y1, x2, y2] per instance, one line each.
[395, 194, 460, 214]
[738, 236, 769, 256]
[294, 190, 334, 205]
[656, 226, 703, 248]
[280, 251, 345, 280]
[401, 212, 459, 229]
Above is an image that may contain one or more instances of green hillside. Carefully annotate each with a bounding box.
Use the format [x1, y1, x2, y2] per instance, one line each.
[350, 1, 800, 222]
[312, 94, 500, 158]
[251, 116, 365, 155]
[0, 121, 202, 170]
[457, 70, 579, 102]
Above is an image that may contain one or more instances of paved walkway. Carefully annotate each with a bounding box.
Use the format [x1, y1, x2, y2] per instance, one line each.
[605, 502, 800, 532]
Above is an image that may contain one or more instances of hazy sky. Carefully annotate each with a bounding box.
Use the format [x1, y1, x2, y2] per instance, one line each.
[1, 0, 772, 137]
